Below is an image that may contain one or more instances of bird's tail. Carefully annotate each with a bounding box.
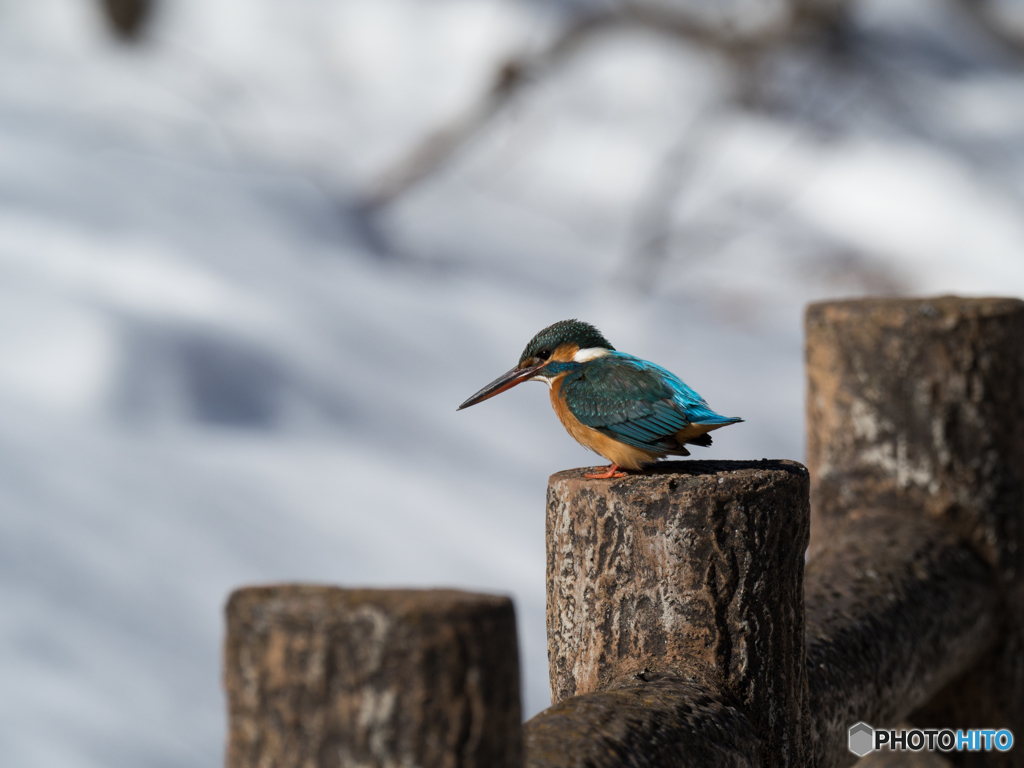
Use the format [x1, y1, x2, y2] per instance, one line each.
[694, 414, 743, 426]
[681, 414, 743, 448]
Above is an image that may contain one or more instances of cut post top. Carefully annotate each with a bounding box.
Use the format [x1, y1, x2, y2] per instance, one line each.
[227, 584, 513, 625]
[806, 294, 1024, 325]
[551, 459, 808, 493]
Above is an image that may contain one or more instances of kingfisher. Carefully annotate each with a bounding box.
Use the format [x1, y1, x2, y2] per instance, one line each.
[457, 319, 742, 479]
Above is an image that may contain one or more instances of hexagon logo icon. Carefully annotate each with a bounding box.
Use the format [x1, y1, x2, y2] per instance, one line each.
[849, 723, 874, 757]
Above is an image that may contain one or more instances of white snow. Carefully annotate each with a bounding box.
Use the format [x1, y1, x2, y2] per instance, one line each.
[2, 0, 1024, 766]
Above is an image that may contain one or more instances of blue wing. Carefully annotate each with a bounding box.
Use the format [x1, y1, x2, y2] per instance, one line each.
[561, 352, 741, 454]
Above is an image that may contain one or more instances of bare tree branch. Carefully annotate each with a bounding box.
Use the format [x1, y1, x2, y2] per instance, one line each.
[361, 14, 618, 209]
[624, 112, 720, 292]
[98, 0, 153, 41]
[362, 1, 853, 210]
[954, 0, 1024, 57]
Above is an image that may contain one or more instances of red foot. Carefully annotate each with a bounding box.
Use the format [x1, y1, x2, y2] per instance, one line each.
[585, 463, 628, 479]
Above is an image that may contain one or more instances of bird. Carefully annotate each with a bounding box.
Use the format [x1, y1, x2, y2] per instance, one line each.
[457, 319, 742, 479]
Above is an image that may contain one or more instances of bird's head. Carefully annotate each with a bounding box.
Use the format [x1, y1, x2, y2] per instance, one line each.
[457, 319, 614, 410]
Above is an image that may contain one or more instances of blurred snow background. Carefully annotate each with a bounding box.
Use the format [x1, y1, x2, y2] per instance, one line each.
[2, 0, 1024, 765]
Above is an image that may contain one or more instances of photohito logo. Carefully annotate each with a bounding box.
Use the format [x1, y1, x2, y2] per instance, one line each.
[848, 723, 1013, 756]
[849, 723, 874, 757]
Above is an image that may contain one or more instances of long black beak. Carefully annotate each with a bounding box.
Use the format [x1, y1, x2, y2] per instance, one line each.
[457, 364, 544, 410]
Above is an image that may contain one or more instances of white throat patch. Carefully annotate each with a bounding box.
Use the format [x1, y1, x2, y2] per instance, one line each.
[573, 347, 610, 363]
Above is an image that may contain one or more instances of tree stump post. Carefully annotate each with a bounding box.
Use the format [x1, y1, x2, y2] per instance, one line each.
[544, 460, 810, 768]
[224, 586, 522, 768]
[806, 296, 1024, 767]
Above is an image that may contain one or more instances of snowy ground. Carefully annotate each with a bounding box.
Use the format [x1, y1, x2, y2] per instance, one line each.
[2, 0, 1024, 766]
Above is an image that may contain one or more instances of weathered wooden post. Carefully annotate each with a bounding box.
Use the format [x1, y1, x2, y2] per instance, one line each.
[806, 296, 1024, 767]
[803, 511, 998, 768]
[217, 296, 1024, 768]
[224, 586, 522, 768]
[532, 460, 810, 768]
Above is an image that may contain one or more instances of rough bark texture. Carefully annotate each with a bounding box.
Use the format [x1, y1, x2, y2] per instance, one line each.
[524, 672, 761, 768]
[545, 460, 809, 768]
[858, 737, 956, 768]
[907, 633, 1024, 768]
[858, 756, 954, 768]
[805, 296, 1024, 578]
[805, 513, 998, 768]
[805, 296, 1024, 768]
[224, 586, 522, 768]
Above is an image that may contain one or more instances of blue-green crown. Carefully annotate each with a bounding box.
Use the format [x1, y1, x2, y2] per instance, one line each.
[519, 319, 615, 364]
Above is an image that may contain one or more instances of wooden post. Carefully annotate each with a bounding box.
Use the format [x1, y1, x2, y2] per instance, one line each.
[804, 512, 998, 768]
[224, 586, 522, 768]
[524, 673, 762, 768]
[544, 460, 810, 768]
[806, 296, 1024, 767]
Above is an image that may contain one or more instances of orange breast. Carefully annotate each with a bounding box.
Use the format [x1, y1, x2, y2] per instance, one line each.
[548, 376, 662, 471]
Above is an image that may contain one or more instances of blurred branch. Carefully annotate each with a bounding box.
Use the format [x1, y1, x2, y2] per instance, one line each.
[98, 0, 153, 41]
[955, 0, 1024, 56]
[624, 0, 848, 54]
[362, 0, 852, 210]
[362, 14, 617, 209]
[624, 114, 718, 292]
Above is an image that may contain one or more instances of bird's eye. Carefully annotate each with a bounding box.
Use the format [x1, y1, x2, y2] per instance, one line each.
[537, 350, 551, 361]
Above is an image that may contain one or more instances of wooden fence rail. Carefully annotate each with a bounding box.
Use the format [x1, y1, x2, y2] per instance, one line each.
[224, 296, 1024, 768]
